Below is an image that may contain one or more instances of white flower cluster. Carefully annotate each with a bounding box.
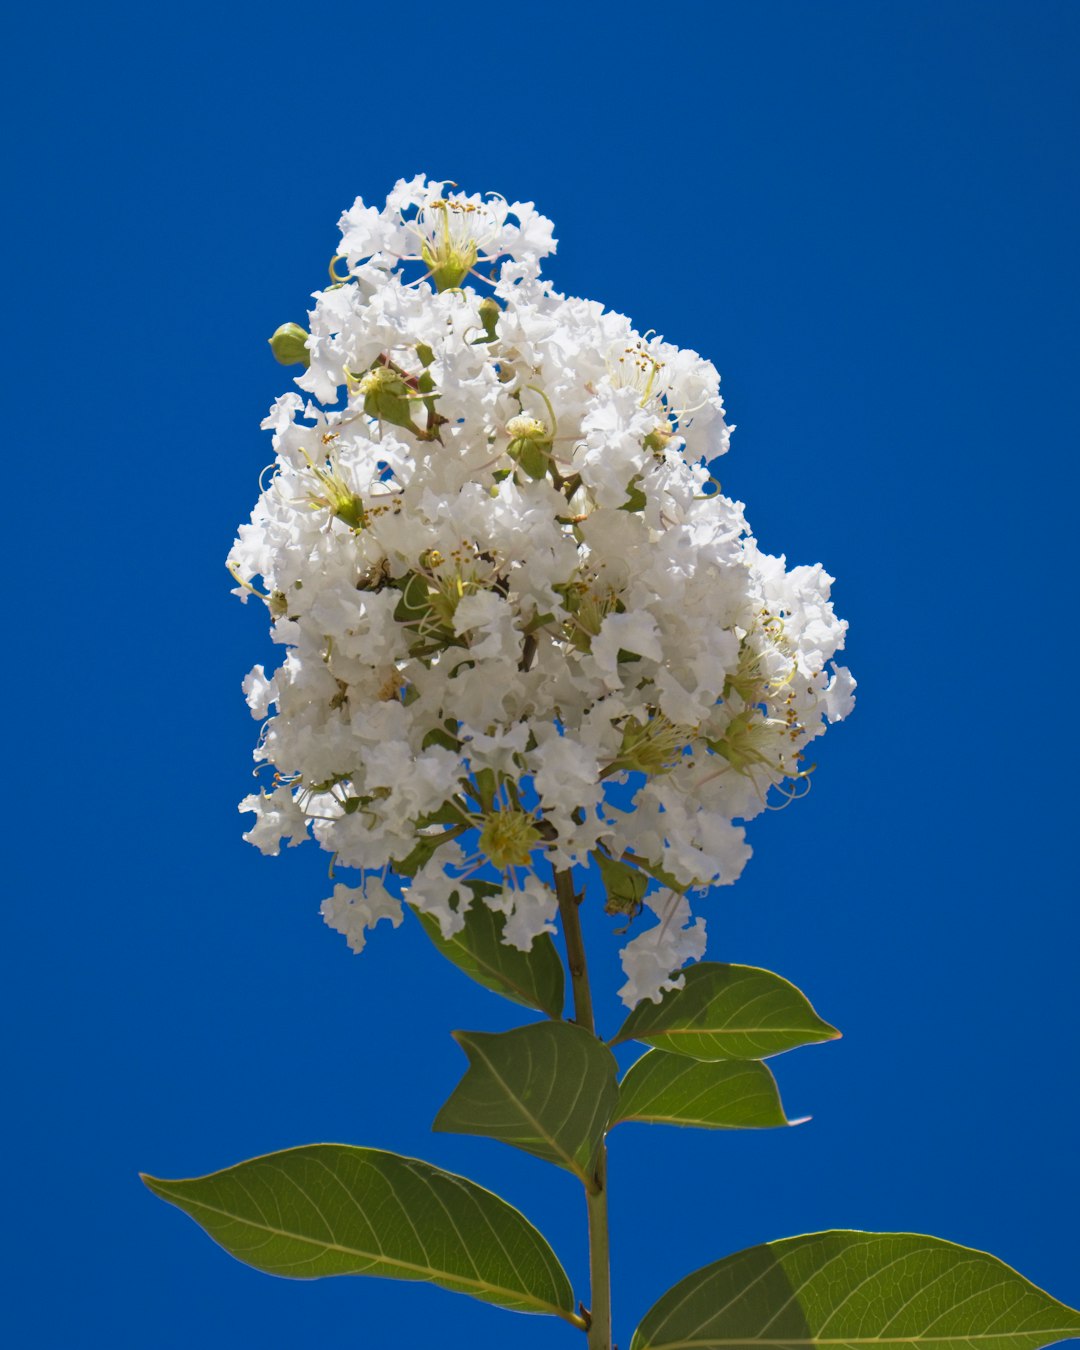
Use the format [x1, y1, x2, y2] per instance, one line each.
[229, 176, 855, 1006]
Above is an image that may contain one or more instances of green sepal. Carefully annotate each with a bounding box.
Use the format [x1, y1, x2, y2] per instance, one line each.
[358, 365, 423, 435]
[510, 438, 550, 480]
[142, 1144, 579, 1323]
[468, 767, 498, 814]
[411, 881, 564, 1016]
[342, 794, 374, 816]
[393, 571, 433, 624]
[392, 572, 458, 658]
[421, 725, 463, 753]
[433, 1022, 618, 1185]
[630, 1231, 1080, 1350]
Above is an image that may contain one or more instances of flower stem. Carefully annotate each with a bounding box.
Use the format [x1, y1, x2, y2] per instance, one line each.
[553, 868, 612, 1350]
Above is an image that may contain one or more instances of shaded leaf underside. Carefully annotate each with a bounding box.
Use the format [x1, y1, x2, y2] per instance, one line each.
[630, 1230, 1080, 1350]
[412, 897, 565, 1017]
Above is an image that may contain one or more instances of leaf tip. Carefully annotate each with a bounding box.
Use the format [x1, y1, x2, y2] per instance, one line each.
[788, 1115, 812, 1127]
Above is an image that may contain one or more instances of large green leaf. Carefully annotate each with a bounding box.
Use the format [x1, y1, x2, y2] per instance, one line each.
[630, 1231, 1080, 1350]
[142, 1144, 578, 1323]
[613, 963, 839, 1061]
[412, 885, 565, 1018]
[613, 1050, 800, 1130]
[433, 1021, 618, 1185]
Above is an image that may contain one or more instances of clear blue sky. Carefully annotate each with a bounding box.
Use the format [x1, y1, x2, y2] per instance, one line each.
[7, 2, 1078, 1345]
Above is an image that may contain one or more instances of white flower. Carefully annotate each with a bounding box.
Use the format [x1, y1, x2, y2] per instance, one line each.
[320, 880, 403, 954]
[617, 891, 707, 1007]
[239, 786, 308, 856]
[822, 665, 857, 723]
[242, 665, 277, 719]
[485, 876, 559, 952]
[407, 846, 472, 938]
[230, 177, 854, 983]
[531, 725, 602, 819]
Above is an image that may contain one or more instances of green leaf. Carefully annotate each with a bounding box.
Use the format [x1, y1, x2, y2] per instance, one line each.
[630, 1230, 1080, 1350]
[613, 963, 839, 1061]
[433, 1021, 619, 1185]
[394, 829, 459, 878]
[414, 799, 469, 829]
[142, 1144, 579, 1324]
[613, 1051, 799, 1130]
[412, 885, 565, 1017]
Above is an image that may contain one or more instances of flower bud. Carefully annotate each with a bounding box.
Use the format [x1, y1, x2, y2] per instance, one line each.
[506, 415, 552, 480]
[357, 365, 421, 434]
[473, 296, 501, 344]
[268, 322, 311, 368]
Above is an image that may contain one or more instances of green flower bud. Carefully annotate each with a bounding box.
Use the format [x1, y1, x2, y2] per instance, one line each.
[357, 365, 421, 435]
[506, 415, 552, 480]
[472, 296, 501, 344]
[268, 322, 311, 368]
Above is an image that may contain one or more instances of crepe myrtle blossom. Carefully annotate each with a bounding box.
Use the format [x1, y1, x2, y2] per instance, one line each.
[230, 176, 855, 1006]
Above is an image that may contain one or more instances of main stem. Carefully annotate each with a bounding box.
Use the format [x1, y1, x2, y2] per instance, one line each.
[554, 868, 612, 1350]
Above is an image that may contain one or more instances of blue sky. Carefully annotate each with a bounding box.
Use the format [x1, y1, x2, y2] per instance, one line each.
[7, 2, 1078, 1345]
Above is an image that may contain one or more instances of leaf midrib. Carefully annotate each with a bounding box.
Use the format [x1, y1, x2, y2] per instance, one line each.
[458, 1035, 591, 1184]
[641, 1336, 1080, 1349]
[647, 1027, 831, 1038]
[149, 1187, 571, 1319]
[616, 1112, 776, 1127]
[616, 1026, 836, 1049]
